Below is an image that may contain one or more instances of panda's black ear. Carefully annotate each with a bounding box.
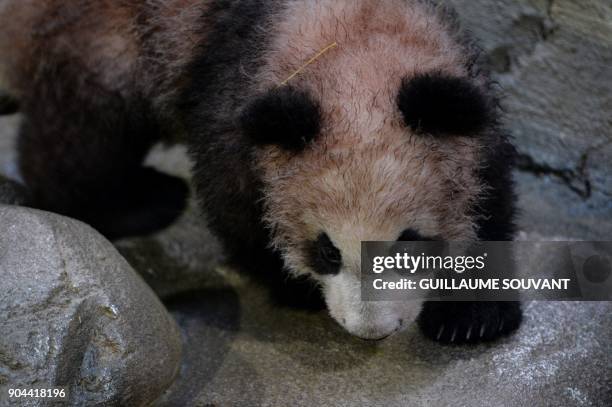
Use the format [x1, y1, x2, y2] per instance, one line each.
[397, 73, 494, 136]
[240, 86, 321, 152]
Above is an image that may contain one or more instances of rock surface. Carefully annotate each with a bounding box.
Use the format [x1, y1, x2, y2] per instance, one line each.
[154, 287, 611, 406]
[0, 206, 182, 406]
[449, 0, 612, 239]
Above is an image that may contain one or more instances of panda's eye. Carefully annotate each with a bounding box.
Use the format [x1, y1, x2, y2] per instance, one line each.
[320, 241, 342, 264]
[306, 233, 342, 275]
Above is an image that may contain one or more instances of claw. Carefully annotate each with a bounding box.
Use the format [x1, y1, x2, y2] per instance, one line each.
[436, 324, 445, 341]
[499, 318, 505, 332]
[479, 324, 486, 338]
[450, 327, 457, 342]
[466, 324, 473, 341]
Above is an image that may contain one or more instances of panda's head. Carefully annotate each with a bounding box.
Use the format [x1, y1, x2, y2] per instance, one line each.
[238, 2, 497, 340]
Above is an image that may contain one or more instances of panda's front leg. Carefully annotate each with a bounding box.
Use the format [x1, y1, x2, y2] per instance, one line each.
[417, 301, 522, 344]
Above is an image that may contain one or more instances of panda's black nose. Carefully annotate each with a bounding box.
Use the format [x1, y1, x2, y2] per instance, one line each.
[306, 233, 342, 275]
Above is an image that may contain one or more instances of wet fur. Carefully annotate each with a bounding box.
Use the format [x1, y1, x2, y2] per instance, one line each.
[3, 0, 520, 341]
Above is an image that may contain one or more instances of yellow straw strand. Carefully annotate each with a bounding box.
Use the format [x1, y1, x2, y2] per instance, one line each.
[278, 42, 338, 86]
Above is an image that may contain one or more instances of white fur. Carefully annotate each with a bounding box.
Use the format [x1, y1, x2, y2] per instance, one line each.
[322, 271, 423, 339]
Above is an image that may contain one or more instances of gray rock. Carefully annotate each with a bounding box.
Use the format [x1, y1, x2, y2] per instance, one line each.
[447, 0, 612, 238]
[154, 272, 612, 406]
[0, 206, 182, 406]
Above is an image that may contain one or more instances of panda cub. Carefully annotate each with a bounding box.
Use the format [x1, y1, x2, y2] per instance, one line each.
[0, 0, 522, 343]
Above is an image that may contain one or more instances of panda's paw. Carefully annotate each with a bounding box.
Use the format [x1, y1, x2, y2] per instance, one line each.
[87, 167, 189, 239]
[417, 301, 522, 345]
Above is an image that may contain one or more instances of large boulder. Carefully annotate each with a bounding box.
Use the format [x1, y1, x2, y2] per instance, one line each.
[0, 206, 182, 406]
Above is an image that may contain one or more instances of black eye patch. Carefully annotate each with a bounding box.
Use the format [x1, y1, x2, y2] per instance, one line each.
[397, 73, 493, 136]
[239, 86, 321, 152]
[306, 233, 342, 275]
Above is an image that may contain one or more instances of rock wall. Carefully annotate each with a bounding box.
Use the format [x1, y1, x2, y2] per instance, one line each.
[448, 0, 612, 239]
